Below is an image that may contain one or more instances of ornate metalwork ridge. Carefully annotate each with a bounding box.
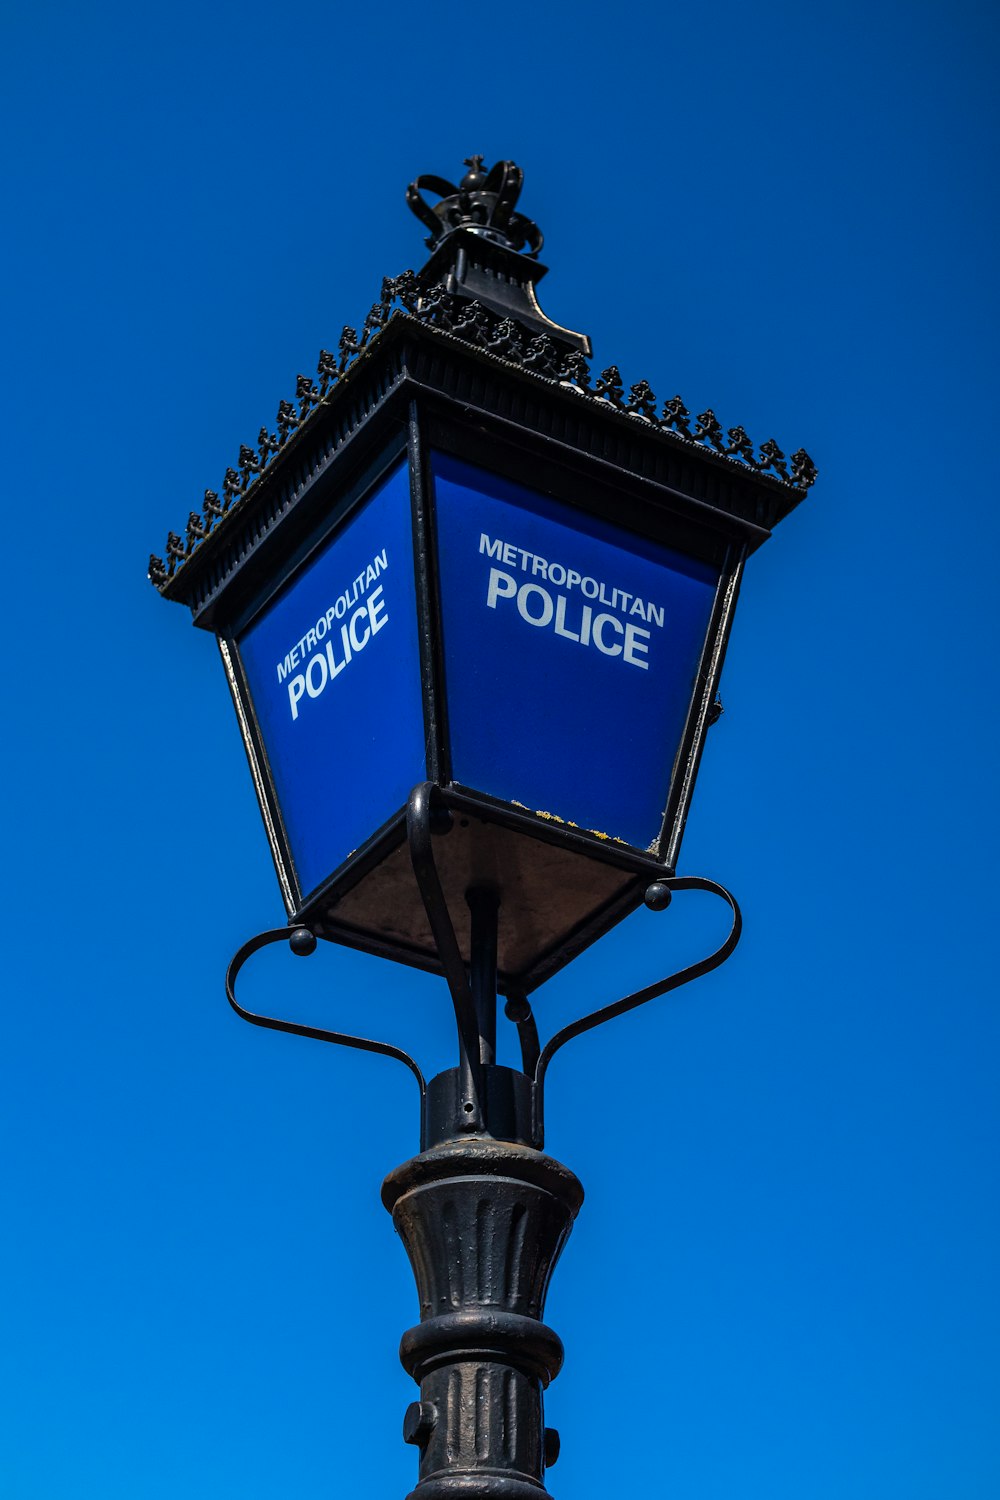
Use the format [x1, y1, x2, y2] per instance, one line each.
[148, 269, 818, 591]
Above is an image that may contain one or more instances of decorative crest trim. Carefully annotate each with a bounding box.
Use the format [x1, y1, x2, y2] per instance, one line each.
[148, 272, 817, 591]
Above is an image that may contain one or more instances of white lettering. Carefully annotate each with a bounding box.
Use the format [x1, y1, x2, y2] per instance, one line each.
[554, 594, 579, 642]
[274, 545, 393, 717]
[517, 583, 554, 628]
[367, 584, 388, 635]
[477, 539, 660, 672]
[471, 534, 665, 644]
[487, 567, 518, 610]
[305, 653, 328, 697]
[623, 623, 650, 669]
[348, 605, 371, 653]
[593, 612, 624, 656]
[325, 638, 347, 680]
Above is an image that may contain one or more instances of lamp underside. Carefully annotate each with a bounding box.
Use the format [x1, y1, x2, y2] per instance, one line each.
[307, 807, 648, 994]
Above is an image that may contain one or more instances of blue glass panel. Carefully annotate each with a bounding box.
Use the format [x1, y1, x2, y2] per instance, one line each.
[433, 453, 719, 851]
[238, 463, 424, 898]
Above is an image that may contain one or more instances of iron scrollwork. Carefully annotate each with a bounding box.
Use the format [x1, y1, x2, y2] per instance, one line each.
[149, 271, 817, 591]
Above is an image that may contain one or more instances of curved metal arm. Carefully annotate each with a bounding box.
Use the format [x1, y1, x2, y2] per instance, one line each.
[532, 876, 741, 1145]
[483, 160, 522, 232]
[405, 173, 459, 241]
[226, 926, 426, 1099]
[504, 989, 541, 1077]
[406, 783, 485, 1128]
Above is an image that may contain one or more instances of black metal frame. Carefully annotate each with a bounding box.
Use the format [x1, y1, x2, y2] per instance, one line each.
[214, 382, 746, 992]
[409, 400, 748, 871]
[217, 435, 412, 909]
[225, 782, 741, 1152]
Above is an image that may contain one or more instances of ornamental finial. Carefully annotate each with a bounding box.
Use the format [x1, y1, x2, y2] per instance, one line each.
[406, 157, 543, 258]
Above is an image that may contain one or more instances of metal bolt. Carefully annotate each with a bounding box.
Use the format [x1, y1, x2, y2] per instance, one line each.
[544, 1427, 561, 1468]
[403, 1401, 437, 1448]
[429, 804, 454, 835]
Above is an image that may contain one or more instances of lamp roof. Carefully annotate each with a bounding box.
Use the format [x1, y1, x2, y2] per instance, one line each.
[149, 163, 817, 614]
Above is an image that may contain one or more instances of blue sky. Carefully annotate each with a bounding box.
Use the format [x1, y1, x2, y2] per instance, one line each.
[2, 2, 998, 1496]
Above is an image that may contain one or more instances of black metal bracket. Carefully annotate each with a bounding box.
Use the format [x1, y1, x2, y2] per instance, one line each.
[528, 875, 742, 1147]
[225, 924, 427, 1118]
[223, 784, 741, 1152]
[504, 988, 541, 1077]
[405, 782, 486, 1131]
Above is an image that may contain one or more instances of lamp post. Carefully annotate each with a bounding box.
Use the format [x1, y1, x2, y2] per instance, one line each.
[150, 156, 816, 1497]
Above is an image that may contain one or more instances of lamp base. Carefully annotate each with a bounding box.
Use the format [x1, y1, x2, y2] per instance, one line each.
[383, 1112, 583, 1499]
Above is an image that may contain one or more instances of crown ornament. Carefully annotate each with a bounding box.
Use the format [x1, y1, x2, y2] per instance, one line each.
[406, 156, 544, 257]
[405, 156, 589, 354]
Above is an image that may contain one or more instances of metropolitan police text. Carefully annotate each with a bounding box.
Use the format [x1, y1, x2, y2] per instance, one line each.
[275, 549, 388, 720]
[480, 533, 663, 670]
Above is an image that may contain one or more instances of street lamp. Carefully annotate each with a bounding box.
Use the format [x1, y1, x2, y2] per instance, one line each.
[150, 156, 816, 1498]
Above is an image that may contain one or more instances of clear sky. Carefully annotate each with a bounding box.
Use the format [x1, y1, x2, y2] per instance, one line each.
[2, 2, 998, 1496]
